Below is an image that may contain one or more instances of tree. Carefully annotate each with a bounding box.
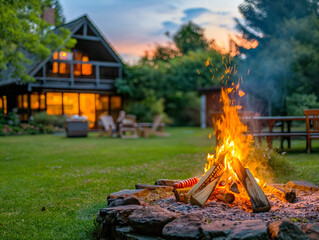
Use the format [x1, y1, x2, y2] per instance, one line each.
[235, 0, 318, 47]
[116, 49, 234, 125]
[173, 21, 210, 54]
[0, 0, 75, 82]
[236, 0, 319, 114]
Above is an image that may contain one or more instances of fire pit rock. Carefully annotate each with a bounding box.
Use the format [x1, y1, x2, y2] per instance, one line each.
[128, 205, 180, 235]
[162, 214, 202, 239]
[96, 179, 319, 240]
[201, 219, 268, 240]
[268, 220, 309, 240]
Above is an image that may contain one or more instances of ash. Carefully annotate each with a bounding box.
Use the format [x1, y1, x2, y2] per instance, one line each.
[155, 191, 319, 226]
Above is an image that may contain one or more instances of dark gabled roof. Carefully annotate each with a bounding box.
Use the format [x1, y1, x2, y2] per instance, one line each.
[0, 14, 123, 86]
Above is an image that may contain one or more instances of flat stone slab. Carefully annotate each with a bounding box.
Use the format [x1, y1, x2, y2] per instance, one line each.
[98, 205, 143, 225]
[155, 179, 181, 186]
[162, 214, 203, 239]
[285, 180, 319, 192]
[201, 219, 268, 240]
[268, 220, 309, 240]
[108, 196, 141, 207]
[128, 206, 179, 235]
[136, 183, 174, 191]
[303, 223, 319, 240]
[108, 189, 150, 199]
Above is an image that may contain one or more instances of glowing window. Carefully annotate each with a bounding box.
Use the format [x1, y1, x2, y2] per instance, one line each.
[39, 93, 45, 110]
[73, 51, 82, 76]
[110, 96, 122, 110]
[23, 94, 28, 109]
[96, 95, 109, 111]
[52, 52, 58, 73]
[52, 51, 72, 74]
[80, 93, 95, 128]
[63, 93, 79, 116]
[3, 96, 7, 115]
[31, 93, 39, 110]
[46, 92, 62, 115]
[59, 51, 72, 60]
[82, 55, 92, 75]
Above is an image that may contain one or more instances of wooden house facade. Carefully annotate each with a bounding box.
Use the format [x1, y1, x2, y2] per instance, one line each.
[0, 15, 123, 128]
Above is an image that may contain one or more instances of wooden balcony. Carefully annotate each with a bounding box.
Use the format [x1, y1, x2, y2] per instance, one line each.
[29, 59, 122, 91]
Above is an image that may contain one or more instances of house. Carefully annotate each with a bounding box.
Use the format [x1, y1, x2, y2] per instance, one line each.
[0, 15, 123, 128]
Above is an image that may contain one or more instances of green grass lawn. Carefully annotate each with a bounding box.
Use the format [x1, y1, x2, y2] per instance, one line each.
[0, 127, 318, 239]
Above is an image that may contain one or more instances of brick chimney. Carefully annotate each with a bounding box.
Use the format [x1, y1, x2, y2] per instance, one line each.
[41, 7, 55, 26]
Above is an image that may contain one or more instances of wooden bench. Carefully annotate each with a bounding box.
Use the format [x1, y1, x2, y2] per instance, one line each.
[250, 132, 308, 149]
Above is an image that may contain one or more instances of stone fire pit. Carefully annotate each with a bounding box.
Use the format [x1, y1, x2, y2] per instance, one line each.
[96, 180, 319, 240]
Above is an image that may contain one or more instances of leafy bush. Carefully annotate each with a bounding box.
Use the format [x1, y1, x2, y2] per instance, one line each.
[286, 93, 319, 116]
[0, 110, 64, 136]
[125, 92, 168, 122]
[166, 91, 200, 126]
[245, 147, 298, 183]
[33, 111, 66, 128]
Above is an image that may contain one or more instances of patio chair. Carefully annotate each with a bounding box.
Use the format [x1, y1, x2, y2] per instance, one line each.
[304, 109, 319, 153]
[98, 114, 118, 137]
[139, 114, 170, 138]
[119, 114, 138, 139]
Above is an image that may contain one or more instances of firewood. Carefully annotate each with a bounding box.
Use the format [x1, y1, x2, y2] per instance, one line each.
[186, 154, 225, 198]
[285, 180, 319, 192]
[230, 182, 240, 194]
[190, 177, 222, 206]
[230, 158, 271, 213]
[173, 187, 192, 202]
[264, 185, 296, 203]
[213, 188, 235, 204]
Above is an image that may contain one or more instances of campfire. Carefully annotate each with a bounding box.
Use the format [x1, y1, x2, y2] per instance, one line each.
[174, 84, 279, 212]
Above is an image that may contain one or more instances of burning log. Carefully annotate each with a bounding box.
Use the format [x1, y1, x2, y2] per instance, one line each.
[213, 188, 235, 204]
[186, 155, 225, 207]
[173, 177, 199, 188]
[230, 158, 271, 213]
[264, 185, 296, 203]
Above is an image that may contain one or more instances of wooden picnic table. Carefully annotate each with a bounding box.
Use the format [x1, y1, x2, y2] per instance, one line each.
[246, 116, 308, 149]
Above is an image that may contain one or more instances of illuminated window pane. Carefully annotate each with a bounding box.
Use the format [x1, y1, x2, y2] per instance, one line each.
[59, 63, 70, 74]
[63, 93, 79, 115]
[96, 95, 109, 111]
[52, 52, 59, 73]
[73, 51, 82, 76]
[110, 96, 121, 110]
[82, 55, 92, 75]
[0, 97, 2, 109]
[39, 93, 45, 110]
[31, 93, 39, 110]
[52, 62, 58, 73]
[59, 51, 72, 60]
[3, 96, 7, 115]
[23, 94, 28, 109]
[80, 93, 95, 128]
[53, 52, 58, 59]
[46, 92, 62, 115]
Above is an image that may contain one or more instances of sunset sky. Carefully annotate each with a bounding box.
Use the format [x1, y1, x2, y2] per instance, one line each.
[60, 0, 244, 64]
